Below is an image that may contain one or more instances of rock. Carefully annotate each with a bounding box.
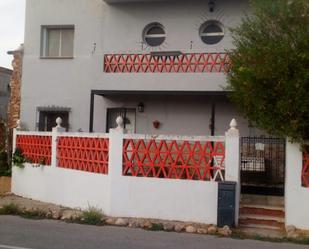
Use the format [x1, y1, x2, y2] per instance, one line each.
[197, 228, 208, 234]
[51, 210, 61, 219]
[60, 209, 82, 220]
[175, 223, 185, 232]
[105, 218, 116, 225]
[286, 225, 296, 234]
[186, 225, 197, 233]
[218, 225, 232, 236]
[287, 231, 300, 239]
[140, 220, 153, 229]
[115, 218, 129, 226]
[163, 223, 174, 231]
[207, 225, 217, 234]
[128, 219, 140, 228]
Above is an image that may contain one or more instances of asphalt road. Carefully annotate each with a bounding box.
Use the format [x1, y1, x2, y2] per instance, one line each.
[0, 216, 308, 249]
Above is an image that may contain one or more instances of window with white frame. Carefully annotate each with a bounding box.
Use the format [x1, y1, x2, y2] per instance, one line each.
[41, 26, 74, 58]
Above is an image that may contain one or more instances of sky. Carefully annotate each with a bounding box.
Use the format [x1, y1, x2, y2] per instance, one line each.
[0, 0, 25, 69]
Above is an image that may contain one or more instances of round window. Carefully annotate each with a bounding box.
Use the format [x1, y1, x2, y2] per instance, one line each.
[199, 21, 224, 45]
[143, 23, 166, 47]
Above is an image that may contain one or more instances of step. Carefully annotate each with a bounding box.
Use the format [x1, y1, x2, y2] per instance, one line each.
[240, 205, 285, 218]
[239, 214, 285, 223]
[239, 223, 284, 231]
[240, 204, 285, 211]
[241, 194, 284, 207]
[238, 226, 286, 238]
[239, 217, 285, 229]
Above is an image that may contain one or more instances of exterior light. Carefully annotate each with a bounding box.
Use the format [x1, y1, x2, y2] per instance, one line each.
[138, 102, 144, 113]
[209, 0, 215, 12]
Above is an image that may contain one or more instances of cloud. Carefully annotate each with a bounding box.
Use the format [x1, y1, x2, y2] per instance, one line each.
[0, 0, 25, 69]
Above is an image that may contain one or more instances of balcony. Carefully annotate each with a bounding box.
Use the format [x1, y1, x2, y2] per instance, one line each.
[104, 52, 229, 73]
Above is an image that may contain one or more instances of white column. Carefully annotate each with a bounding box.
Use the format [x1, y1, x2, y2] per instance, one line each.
[285, 140, 309, 229]
[107, 116, 125, 216]
[225, 118, 240, 226]
[51, 117, 66, 168]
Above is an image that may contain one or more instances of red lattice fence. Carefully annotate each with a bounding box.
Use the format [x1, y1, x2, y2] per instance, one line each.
[104, 53, 229, 73]
[57, 137, 109, 174]
[16, 135, 52, 165]
[123, 139, 225, 181]
[302, 149, 309, 187]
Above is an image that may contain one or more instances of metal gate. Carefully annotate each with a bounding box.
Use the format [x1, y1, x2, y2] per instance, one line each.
[240, 137, 285, 196]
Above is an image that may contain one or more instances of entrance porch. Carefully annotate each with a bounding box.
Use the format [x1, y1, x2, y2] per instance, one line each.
[89, 90, 262, 137]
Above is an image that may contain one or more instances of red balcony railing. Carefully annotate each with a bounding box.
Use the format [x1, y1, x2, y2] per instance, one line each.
[104, 53, 229, 73]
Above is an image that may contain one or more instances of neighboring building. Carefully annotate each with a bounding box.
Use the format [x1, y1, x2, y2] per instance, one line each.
[0, 67, 12, 122]
[0, 67, 12, 150]
[20, 0, 264, 136]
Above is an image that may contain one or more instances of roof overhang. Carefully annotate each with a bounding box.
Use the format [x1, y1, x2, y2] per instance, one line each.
[92, 90, 228, 97]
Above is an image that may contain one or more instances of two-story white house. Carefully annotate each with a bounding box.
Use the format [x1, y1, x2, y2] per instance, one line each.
[20, 0, 262, 137]
[15, 0, 309, 232]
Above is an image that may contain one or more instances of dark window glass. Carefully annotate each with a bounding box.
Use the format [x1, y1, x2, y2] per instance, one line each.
[38, 111, 69, 131]
[143, 23, 166, 47]
[200, 21, 224, 45]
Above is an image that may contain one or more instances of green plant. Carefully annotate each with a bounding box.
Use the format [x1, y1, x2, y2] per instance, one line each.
[81, 206, 104, 225]
[0, 203, 21, 215]
[21, 209, 47, 219]
[39, 157, 47, 166]
[148, 223, 164, 231]
[227, 0, 309, 145]
[12, 148, 27, 168]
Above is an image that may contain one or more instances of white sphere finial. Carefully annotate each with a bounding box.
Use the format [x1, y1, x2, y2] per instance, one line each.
[226, 118, 239, 137]
[116, 116, 124, 129]
[56, 117, 62, 128]
[229, 118, 237, 129]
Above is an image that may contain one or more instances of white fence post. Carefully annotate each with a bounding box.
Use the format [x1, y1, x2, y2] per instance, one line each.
[51, 118, 66, 168]
[107, 116, 125, 216]
[225, 118, 240, 226]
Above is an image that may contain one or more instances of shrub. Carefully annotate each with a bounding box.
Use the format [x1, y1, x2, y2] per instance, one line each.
[0, 203, 21, 215]
[12, 148, 27, 168]
[81, 206, 104, 225]
[227, 0, 309, 144]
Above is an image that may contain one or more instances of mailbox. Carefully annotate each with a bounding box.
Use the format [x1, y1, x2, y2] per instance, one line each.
[217, 181, 236, 227]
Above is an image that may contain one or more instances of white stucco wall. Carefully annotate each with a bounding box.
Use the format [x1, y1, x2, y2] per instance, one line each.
[112, 177, 218, 224]
[95, 95, 261, 136]
[12, 165, 111, 212]
[285, 141, 309, 230]
[21, 0, 250, 132]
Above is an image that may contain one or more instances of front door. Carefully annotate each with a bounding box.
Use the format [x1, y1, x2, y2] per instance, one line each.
[106, 108, 136, 133]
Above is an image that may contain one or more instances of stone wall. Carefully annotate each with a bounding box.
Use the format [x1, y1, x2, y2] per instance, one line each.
[7, 45, 23, 157]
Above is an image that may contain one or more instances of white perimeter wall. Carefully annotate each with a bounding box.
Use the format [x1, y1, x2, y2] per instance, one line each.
[12, 164, 218, 224]
[285, 141, 309, 230]
[112, 177, 218, 224]
[12, 165, 111, 213]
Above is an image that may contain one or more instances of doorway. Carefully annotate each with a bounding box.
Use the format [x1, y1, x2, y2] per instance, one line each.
[240, 137, 286, 196]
